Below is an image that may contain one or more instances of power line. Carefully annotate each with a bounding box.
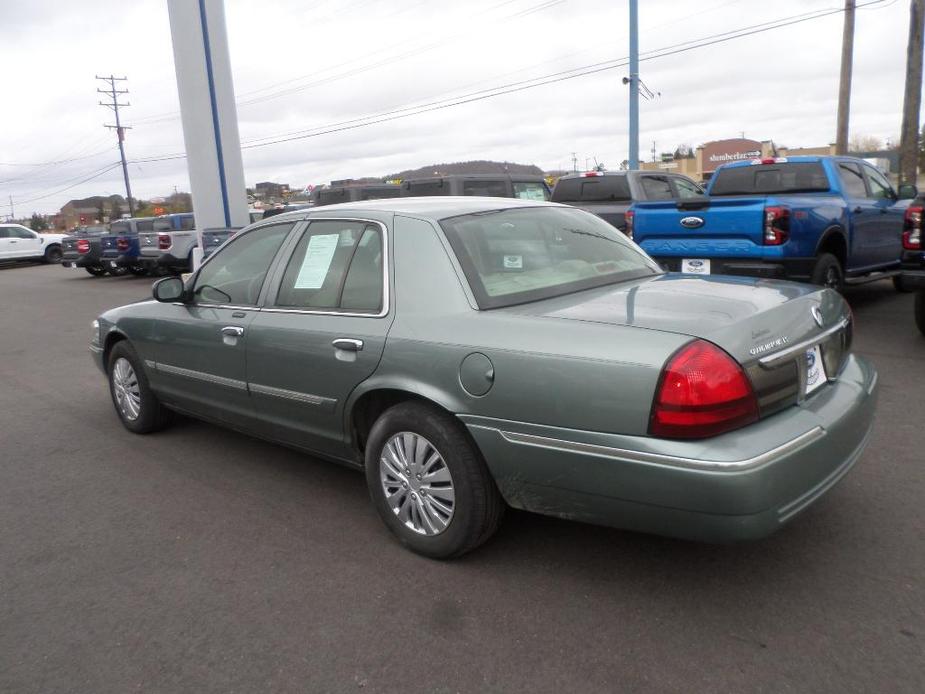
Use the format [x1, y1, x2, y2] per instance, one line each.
[1, 161, 123, 208]
[135, 0, 887, 163]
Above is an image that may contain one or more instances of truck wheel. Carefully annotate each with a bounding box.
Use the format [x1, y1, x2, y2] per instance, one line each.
[364, 401, 504, 559]
[107, 265, 129, 277]
[915, 291, 925, 336]
[85, 265, 106, 277]
[128, 265, 148, 277]
[811, 254, 844, 292]
[893, 275, 913, 293]
[43, 245, 62, 264]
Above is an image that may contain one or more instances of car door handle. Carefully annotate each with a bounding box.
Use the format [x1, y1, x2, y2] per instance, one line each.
[221, 326, 245, 337]
[332, 338, 364, 352]
[853, 206, 863, 214]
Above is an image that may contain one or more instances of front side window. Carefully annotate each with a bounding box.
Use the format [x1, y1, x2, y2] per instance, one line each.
[640, 176, 674, 200]
[462, 180, 508, 197]
[512, 181, 550, 201]
[275, 220, 383, 312]
[863, 165, 894, 200]
[192, 223, 293, 306]
[0, 228, 10, 239]
[441, 206, 661, 309]
[838, 163, 867, 198]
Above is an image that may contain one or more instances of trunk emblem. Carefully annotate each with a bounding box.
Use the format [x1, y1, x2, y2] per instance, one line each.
[680, 216, 704, 229]
[811, 306, 824, 328]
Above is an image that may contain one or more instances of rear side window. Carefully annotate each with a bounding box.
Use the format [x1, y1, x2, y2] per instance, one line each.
[358, 187, 400, 200]
[640, 176, 674, 200]
[275, 221, 383, 312]
[711, 163, 830, 195]
[512, 181, 550, 201]
[405, 180, 446, 196]
[462, 180, 508, 197]
[551, 176, 631, 203]
[837, 163, 867, 198]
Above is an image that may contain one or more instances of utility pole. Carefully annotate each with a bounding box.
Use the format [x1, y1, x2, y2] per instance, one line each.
[835, 0, 855, 155]
[571, 152, 578, 172]
[628, 0, 640, 169]
[96, 75, 135, 217]
[899, 0, 925, 184]
[8, 195, 13, 220]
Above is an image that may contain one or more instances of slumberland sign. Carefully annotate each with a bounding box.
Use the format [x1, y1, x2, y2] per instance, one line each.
[701, 139, 764, 172]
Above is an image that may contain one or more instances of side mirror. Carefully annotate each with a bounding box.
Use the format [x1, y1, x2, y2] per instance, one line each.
[898, 183, 919, 200]
[152, 276, 185, 302]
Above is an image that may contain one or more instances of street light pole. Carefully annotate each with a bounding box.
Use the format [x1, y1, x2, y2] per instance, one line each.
[628, 0, 640, 170]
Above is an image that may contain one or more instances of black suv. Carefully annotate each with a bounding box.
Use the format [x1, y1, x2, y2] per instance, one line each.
[550, 170, 704, 235]
[314, 183, 401, 207]
[400, 174, 550, 201]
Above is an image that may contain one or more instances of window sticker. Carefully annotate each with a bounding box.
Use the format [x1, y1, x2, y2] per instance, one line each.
[503, 254, 524, 270]
[294, 233, 339, 289]
[515, 186, 547, 201]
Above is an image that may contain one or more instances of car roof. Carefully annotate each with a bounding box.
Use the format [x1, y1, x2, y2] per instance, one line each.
[266, 196, 567, 222]
[556, 171, 629, 179]
[403, 173, 546, 182]
[720, 155, 826, 169]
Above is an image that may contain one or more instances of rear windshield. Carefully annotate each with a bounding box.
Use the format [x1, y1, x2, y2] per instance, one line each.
[513, 181, 550, 201]
[110, 221, 130, 234]
[440, 206, 660, 309]
[551, 176, 631, 203]
[710, 162, 830, 195]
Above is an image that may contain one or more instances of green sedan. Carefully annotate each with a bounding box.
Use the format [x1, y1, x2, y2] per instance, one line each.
[90, 198, 877, 558]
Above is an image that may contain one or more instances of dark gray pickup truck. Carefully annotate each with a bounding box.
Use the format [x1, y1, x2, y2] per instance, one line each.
[551, 170, 704, 235]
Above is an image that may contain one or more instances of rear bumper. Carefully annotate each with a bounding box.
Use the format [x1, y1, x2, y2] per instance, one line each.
[654, 256, 816, 281]
[156, 251, 190, 269]
[462, 354, 877, 542]
[900, 251, 925, 289]
[101, 253, 140, 267]
[61, 254, 99, 268]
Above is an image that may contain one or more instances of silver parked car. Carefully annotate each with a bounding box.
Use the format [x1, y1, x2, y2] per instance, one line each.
[91, 197, 877, 558]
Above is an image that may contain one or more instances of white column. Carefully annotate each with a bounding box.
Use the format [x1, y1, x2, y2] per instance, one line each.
[167, 0, 249, 268]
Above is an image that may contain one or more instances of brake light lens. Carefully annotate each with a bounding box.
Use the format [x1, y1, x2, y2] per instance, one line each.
[649, 340, 759, 439]
[903, 205, 922, 250]
[623, 209, 635, 239]
[583, 171, 603, 177]
[76, 239, 90, 254]
[158, 234, 171, 250]
[116, 237, 129, 251]
[763, 205, 790, 245]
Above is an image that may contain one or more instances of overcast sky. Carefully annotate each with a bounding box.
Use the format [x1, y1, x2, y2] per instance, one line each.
[0, 0, 914, 216]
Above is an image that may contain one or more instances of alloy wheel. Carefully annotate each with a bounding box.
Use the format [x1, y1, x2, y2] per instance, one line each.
[112, 357, 141, 421]
[379, 432, 456, 536]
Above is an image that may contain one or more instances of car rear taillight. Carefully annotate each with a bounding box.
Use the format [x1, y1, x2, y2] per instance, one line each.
[623, 209, 634, 239]
[903, 205, 922, 250]
[116, 237, 129, 251]
[158, 234, 171, 250]
[649, 340, 759, 439]
[583, 171, 603, 177]
[763, 205, 789, 245]
[76, 239, 90, 254]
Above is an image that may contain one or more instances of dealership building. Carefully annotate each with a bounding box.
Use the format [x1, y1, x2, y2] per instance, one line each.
[640, 138, 898, 183]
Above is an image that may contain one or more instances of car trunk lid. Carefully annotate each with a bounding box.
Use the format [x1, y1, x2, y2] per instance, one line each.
[501, 275, 852, 417]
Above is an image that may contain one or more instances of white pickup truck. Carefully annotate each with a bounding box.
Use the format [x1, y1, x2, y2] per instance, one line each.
[0, 224, 67, 263]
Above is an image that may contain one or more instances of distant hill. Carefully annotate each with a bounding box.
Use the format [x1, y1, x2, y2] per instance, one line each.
[387, 160, 544, 179]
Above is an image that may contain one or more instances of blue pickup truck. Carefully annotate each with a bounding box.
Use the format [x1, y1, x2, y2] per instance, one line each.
[632, 156, 918, 291]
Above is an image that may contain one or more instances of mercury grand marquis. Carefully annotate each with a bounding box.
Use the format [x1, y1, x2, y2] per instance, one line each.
[90, 197, 878, 558]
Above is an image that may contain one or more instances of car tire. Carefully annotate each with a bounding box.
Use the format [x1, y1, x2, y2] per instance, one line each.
[811, 253, 844, 292]
[107, 341, 172, 434]
[364, 401, 504, 559]
[128, 265, 148, 277]
[893, 275, 913, 293]
[107, 265, 129, 277]
[43, 245, 62, 264]
[915, 291, 925, 337]
[85, 265, 106, 277]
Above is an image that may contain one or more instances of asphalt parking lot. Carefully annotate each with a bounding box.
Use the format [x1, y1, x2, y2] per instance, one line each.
[1, 262, 923, 693]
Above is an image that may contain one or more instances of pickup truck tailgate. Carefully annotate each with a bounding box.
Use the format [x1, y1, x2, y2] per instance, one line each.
[634, 197, 769, 258]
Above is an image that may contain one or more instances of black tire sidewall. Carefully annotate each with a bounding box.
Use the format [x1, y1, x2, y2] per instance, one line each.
[44, 245, 62, 264]
[107, 342, 163, 434]
[85, 266, 105, 277]
[811, 253, 844, 292]
[364, 402, 494, 559]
